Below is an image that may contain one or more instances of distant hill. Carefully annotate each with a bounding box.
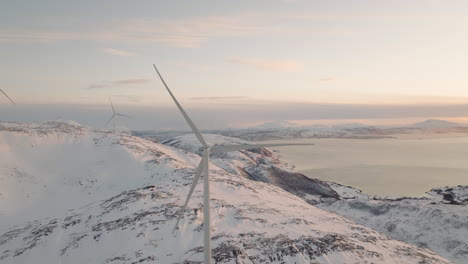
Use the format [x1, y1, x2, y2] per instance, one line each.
[251, 120, 299, 129]
[408, 119, 464, 128]
[133, 119, 468, 142]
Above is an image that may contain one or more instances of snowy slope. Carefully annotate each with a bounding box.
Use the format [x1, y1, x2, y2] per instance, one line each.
[0, 122, 452, 263]
[319, 184, 468, 264]
[0, 121, 199, 232]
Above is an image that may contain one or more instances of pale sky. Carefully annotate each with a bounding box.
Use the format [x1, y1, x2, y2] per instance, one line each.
[1, 0, 468, 129]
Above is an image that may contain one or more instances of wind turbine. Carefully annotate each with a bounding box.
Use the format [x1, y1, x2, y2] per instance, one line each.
[153, 64, 314, 264]
[105, 97, 129, 132]
[0, 89, 15, 104]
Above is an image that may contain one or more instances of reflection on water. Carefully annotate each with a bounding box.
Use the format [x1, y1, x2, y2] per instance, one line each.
[259, 136, 468, 197]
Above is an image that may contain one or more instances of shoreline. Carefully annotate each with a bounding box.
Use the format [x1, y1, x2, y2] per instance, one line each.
[256, 134, 468, 197]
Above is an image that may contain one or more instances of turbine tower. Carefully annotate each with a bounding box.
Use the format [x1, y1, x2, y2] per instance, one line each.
[105, 97, 129, 132]
[0, 89, 15, 104]
[153, 64, 314, 264]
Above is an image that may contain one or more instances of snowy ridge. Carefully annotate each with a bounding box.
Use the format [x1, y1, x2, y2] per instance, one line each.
[0, 121, 199, 231]
[0, 122, 452, 263]
[163, 134, 340, 203]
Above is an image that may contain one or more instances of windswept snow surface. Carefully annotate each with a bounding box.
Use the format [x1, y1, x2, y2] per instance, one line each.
[0, 122, 452, 263]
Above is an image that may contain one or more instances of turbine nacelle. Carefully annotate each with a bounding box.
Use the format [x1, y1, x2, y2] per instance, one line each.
[201, 147, 211, 155]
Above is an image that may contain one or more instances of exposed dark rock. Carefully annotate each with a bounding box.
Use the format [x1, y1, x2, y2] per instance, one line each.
[245, 165, 339, 201]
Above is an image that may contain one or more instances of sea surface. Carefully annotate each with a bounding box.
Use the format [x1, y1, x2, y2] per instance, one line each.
[260, 135, 468, 197]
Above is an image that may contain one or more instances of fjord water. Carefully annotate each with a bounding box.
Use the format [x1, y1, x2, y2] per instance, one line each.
[262, 135, 468, 197]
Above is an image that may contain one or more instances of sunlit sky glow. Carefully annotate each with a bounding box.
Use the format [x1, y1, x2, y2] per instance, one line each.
[1, 0, 468, 129]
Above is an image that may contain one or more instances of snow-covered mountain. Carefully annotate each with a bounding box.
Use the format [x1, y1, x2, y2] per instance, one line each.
[163, 134, 340, 204]
[211, 126, 353, 141]
[331, 123, 369, 130]
[133, 119, 468, 142]
[409, 119, 463, 129]
[250, 120, 299, 130]
[0, 121, 198, 232]
[211, 119, 468, 141]
[165, 134, 468, 264]
[319, 184, 468, 264]
[200, 123, 384, 141]
[0, 122, 452, 263]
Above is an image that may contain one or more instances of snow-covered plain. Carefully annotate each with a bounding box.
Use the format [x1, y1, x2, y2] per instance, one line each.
[0, 122, 453, 263]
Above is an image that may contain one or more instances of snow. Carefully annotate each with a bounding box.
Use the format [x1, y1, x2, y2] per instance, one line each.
[0, 121, 198, 232]
[251, 120, 299, 129]
[0, 122, 454, 263]
[409, 119, 464, 128]
[181, 119, 468, 141]
[319, 184, 468, 264]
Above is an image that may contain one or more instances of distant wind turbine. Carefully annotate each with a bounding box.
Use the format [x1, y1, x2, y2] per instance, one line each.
[153, 64, 314, 264]
[0, 89, 15, 105]
[105, 97, 129, 132]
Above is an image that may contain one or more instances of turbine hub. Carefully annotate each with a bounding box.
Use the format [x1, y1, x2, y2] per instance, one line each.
[201, 146, 211, 155]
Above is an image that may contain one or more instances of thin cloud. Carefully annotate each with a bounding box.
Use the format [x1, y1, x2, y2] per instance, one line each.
[228, 57, 302, 72]
[4, 11, 434, 47]
[319, 77, 336, 82]
[120, 15, 277, 47]
[190, 96, 249, 101]
[0, 13, 299, 47]
[0, 30, 91, 43]
[112, 79, 149, 85]
[103, 48, 135, 56]
[87, 79, 151, 90]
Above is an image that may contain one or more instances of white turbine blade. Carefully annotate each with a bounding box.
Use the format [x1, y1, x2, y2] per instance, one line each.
[202, 150, 211, 264]
[210, 143, 314, 153]
[153, 64, 208, 147]
[109, 97, 115, 113]
[173, 158, 204, 232]
[115, 113, 130, 118]
[105, 115, 114, 127]
[0, 89, 15, 105]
